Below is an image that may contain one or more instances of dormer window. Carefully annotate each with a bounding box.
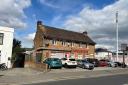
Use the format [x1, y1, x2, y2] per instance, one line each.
[71, 42, 75, 47]
[62, 41, 66, 46]
[79, 43, 82, 48]
[52, 40, 57, 45]
[67, 42, 70, 47]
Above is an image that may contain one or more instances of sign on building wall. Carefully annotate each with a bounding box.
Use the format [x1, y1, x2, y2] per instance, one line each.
[121, 44, 127, 51]
[78, 54, 83, 59]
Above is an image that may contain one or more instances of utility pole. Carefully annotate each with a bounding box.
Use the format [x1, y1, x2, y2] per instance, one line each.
[116, 11, 119, 61]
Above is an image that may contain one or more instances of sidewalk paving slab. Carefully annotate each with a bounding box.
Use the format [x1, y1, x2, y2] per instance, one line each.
[0, 67, 128, 85]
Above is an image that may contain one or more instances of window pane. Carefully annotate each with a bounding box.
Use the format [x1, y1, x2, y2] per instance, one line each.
[0, 33, 4, 45]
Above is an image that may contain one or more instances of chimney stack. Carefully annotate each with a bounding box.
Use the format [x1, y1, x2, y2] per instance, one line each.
[37, 21, 43, 30]
[37, 21, 42, 25]
[83, 31, 87, 35]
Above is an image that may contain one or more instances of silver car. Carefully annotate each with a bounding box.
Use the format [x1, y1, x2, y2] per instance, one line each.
[77, 59, 94, 70]
[107, 61, 117, 67]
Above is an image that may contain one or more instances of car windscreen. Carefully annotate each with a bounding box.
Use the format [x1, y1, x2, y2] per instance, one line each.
[51, 58, 60, 61]
[69, 59, 75, 61]
[82, 60, 89, 63]
[61, 58, 67, 60]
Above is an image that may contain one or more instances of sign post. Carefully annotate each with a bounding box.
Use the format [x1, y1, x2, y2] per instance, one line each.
[121, 44, 127, 68]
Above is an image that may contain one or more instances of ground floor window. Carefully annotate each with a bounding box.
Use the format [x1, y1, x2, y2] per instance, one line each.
[36, 53, 42, 63]
[78, 54, 83, 59]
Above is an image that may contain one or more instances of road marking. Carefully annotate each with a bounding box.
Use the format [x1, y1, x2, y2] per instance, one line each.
[123, 84, 128, 85]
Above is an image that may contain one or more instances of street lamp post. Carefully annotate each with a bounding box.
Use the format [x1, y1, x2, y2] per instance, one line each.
[116, 11, 119, 61]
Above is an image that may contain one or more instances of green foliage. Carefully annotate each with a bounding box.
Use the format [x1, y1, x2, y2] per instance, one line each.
[12, 38, 21, 53]
[11, 38, 25, 63]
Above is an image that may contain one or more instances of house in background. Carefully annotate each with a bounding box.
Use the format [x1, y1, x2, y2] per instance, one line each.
[95, 48, 112, 60]
[112, 51, 128, 65]
[0, 26, 14, 68]
[33, 21, 95, 63]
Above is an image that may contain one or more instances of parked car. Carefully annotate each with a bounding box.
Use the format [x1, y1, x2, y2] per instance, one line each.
[77, 59, 94, 70]
[61, 58, 77, 68]
[98, 59, 108, 67]
[44, 58, 62, 69]
[107, 61, 118, 67]
[86, 58, 99, 67]
[114, 62, 127, 68]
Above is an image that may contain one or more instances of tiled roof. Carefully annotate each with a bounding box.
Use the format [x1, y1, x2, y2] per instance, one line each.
[43, 25, 95, 45]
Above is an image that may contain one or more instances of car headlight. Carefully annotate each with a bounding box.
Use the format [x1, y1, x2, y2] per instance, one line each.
[85, 64, 89, 67]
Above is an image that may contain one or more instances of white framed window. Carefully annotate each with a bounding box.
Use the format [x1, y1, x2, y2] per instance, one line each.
[52, 40, 57, 45]
[79, 43, 82, 48]
[71, 42, 75, 47]
[85, 44, 87, 48]
[62, 41, 66, 46]
[0, 33, 4, 45]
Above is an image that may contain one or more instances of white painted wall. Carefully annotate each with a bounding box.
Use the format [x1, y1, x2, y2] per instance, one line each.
[95, 52, 112, 60]
[112, 55, 128, 65]
[0, 26, 14, 68]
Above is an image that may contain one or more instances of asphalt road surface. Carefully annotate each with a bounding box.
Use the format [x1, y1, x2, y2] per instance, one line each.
[26, 74, 128, 85]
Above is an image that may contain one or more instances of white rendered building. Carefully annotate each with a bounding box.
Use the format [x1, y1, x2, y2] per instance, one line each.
[0, 26, 14, 68]
[95, 48, 112, 60]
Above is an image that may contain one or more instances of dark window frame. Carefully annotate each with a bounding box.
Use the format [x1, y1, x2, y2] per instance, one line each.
[0, 33, 4, 45]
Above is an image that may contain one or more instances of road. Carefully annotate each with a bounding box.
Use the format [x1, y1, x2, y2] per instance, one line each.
[26, 74, 128, 85]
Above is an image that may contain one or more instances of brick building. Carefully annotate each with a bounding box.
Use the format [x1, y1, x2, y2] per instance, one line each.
[33, 21, 95, 63]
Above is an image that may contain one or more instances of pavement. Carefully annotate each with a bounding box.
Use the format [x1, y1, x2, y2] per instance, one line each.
[0, 67, 128, 85]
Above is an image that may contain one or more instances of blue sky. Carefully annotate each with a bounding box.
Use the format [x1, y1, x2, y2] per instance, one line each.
[0, 0, 128, 51]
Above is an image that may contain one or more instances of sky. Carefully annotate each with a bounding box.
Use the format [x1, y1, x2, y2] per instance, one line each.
[0, 0, 128, 51]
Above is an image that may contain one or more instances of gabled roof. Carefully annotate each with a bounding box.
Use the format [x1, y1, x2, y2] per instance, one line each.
[43, 25, 95, 45]
[37, 21, 95, 45]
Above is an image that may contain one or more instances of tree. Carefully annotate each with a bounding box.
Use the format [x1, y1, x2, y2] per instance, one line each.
[12, 38, 25, 62]
[12, 38, 21, 53]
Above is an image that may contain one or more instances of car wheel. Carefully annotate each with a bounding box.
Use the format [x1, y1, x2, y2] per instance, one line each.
[59, 67, 62, 69]
[64, 63, 68, 68]
[109, 64, 111, 67]
[48, 65, 51, 69]
[82, 65, 85, 69]
[88, 68, 94, 70]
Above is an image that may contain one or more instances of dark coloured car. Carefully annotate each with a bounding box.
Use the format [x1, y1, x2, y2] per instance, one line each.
[99, 59, 108, 67]
[114, 62, 127, 68]
[77, 59, 94, 70]
[44, 58, 62, 69]
[86, 58, 99, 67]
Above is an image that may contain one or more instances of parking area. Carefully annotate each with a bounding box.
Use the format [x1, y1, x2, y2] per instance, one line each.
[0, 67, 128, 85]
[49, 67, 123, 73]
[0, 67, 125, 76]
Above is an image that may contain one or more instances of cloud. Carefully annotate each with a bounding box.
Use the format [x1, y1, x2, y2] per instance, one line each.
[39, 0, 85, 13]
[0, 0, 31, 28]
[22, 32, 35, 48]
[51, 15, 62, 24]
[64, 0, 128, 51]
[39, 0, 59, 8]
[24, 32, 35, 41]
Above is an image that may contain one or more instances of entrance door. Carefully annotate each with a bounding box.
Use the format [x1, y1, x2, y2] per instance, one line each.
[13, 53, 25, 68]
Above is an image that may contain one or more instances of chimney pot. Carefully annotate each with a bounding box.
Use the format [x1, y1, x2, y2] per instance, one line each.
[83, 31, 87, 35]
[37, 21, 42, 25]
